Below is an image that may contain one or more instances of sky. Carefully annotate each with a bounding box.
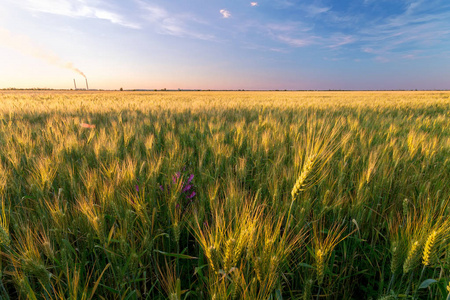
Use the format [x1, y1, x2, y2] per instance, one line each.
[1, 0, 450, 90]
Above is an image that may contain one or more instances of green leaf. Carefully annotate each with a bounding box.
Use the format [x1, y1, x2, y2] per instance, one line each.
[437, 279, 448, 298]
[123, 290, 137, 300]
[275, 289, 283, 300]
[194, 264, 208, 276]
[97, 283, 120, 294]
[88, 263, 111, 300]
[183, 291, 197, 299]
[297, 262, 314, 269]
[153, 250, 197, 260]
[419, 279, 437, 289]
[61, 239, 77, 256]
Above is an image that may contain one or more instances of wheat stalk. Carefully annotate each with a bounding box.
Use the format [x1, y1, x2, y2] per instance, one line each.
[224, 238, 236, 273]
[315, 248, 325, 285]
[0, 199, 10, 248]
[313, 221, 350, 288]
[291, 154, 316, 201]
[422, 230, 437, 266]
[234, 229, 247, 262]
[208, 245, 220, 275]
[403, 241, 421, 274]
[390, 244, 401, 274]
[303, 278, 313, 300]
[254, 256, 262, 283]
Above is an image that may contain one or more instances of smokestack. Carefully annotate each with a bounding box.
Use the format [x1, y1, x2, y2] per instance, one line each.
[85, 78, 89, 90]
[73, 79, 77, 90]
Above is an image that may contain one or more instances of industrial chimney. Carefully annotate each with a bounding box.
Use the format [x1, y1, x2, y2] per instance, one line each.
[85, 78, 89, 90]
[73, 79, 77, 90]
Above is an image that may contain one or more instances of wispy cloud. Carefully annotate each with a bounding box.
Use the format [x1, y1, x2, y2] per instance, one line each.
[262, 19, 355, 50]
[358, 1, 450, 60]
[240, 20, 317, 48]
[263, 22, 317, 47]
[302, 4, 331, 16]
[220, 9, 231, 18]
[242, 42, 289, 53]
[238, 2, 356, 50]
[374, 56, 389, 63]
[277, 35, 316, 47]
[273, 0, 295, 9]
[19, 0, 140, 29]
[327, 34, 356, 49]
[266, 22, 311, 33]
[140, 2, 214, 40]
[250, 2, 258, 7]
[275, 32, 355, 49]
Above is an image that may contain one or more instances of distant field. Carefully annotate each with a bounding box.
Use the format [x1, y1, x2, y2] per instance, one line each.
[0, 90, 449, 299]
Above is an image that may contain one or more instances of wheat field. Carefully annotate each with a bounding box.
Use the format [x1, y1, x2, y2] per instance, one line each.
[0, 90, 449, 299]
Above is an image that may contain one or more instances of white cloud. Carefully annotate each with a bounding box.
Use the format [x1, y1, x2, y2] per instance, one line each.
[327, 34, 356, 48]
[266, 22, 311, 33]
[140, 2, 214, 40]
[239, 20, 316, 48]
[303, 4, 331, 16]
[277, 35, 315, 47]
[19, 0, 140, 29]
[402, 54, 416, 59]
[254, 20, 317, 47]
[357, 2, 450, 60]
[375, 56, 389, 63]
[250, 2, 258, 7]
[220, 9, 231, 18]
[274, 0, 295, 9]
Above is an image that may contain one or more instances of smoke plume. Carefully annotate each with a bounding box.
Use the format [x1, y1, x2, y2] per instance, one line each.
[0, 27, 86, 78]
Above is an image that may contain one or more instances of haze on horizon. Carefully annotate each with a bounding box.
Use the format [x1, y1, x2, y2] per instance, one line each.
[1, 0, 449, 91]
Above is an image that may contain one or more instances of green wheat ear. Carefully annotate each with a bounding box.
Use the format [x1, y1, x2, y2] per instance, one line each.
[224, 238, 236, 273]
[390, 244, 402, 274]
[0, 199, 10, 248]
[0, 221, 9, 248]
[403, 241, 421, 274]
[315, 248, 325, 285]
[302, 278, 313, 300]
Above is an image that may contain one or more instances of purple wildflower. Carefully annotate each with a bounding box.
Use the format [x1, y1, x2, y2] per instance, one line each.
[187, 174, 194, 184]
[182, 184, 192, 193]
[172, 172, 181, 183]
[135, 185, 139, 192]
[188, 191, 196, 199]
[159, 185, 164, 191]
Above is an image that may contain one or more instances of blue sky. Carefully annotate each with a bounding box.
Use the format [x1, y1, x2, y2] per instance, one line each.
[1, 0, 450, 90]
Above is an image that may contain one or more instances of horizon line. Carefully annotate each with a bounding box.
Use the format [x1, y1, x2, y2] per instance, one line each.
[1, 88, 449, 92]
